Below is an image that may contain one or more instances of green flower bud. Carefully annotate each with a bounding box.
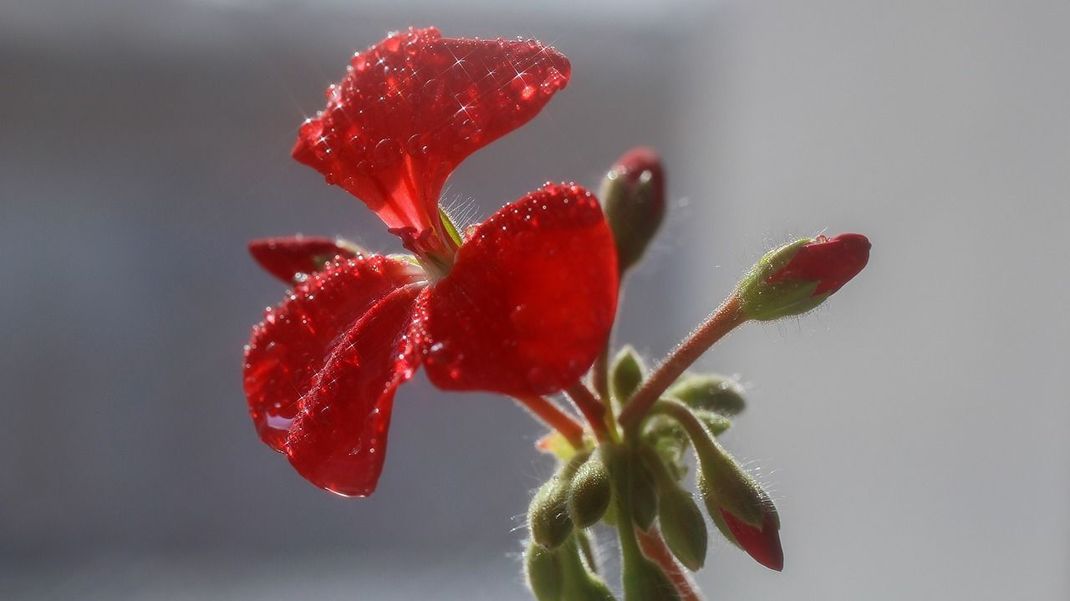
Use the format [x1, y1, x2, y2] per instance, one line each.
[529, 453, 588, 549]
[525, 542, 564, 601]
[657, 485, 708, 572]
[667, 373, 747, 416]
[601, 147, 666, 273]
[569, 454, 613, 528]
[639, 445, 707, 571]
[610, 345, 646, 405]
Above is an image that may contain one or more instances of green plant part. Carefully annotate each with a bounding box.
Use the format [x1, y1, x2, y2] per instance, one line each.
[529, 452, 590, 550]
[667, 373, 747, 416]
[610, 346, 646, 406]
[569, 453, 613, 528]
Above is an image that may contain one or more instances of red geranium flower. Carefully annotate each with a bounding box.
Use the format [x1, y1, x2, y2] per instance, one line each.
[243, 28, 619, 497]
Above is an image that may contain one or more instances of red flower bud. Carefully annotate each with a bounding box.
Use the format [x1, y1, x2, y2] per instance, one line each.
[737, 233, 870, 321]
[600, 147, 666, 272]
[766, 233, 870, 295]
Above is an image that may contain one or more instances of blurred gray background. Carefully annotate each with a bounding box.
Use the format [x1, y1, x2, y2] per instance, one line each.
[2, 1, 1068, 599]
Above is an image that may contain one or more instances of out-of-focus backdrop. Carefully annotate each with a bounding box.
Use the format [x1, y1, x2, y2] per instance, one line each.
[2, 1, 1068, 599]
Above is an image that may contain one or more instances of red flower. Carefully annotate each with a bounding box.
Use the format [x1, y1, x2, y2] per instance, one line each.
[244, 28, 619, 497]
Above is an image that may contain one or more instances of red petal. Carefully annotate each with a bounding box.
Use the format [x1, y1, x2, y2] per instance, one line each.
[418, 183, 618, 396]
[248, 236, 360, 283]
[720, 509, 784, 571]
[292, 27, 571, 250]
[243, 255, 423, 451]
[768, 233, 870, 295]
[285, 285, 423, 497]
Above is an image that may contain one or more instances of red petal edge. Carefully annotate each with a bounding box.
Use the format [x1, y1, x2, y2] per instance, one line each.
[249, 236, 359, 284]
[720, 509, 784, 571]
[243, 255, 423, 451]
[285, 284, 423, 497]
[292, 27, 571, 244]
[418, 183, 618, 396]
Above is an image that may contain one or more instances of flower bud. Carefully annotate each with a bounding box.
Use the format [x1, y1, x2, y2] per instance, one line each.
[610, 345, 646, 405]
[569, 454, 613, 528]
[529, 454, 588, 549]
[736, 233, 870, 321]
[634, 445, 708, 573]
[525, 542, 564, 601]
[667, 373, 746, 416]
[601, 147, 666, 272]
[695, 440, 783, 572]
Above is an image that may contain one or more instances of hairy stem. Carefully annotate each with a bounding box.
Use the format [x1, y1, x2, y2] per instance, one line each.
[513, 395, 586, 449]
[619, 295, 745, 429]
[566, 383, 609, 441]
[637, 527, 706, 601]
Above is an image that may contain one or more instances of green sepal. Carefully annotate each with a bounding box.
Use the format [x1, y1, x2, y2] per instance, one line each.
[601, 170, 664, 273]
[438, 207, 464, 248]
[736, 238, 833, 320]
[667, 374, 746, 416]
[610, 346, 646, 405]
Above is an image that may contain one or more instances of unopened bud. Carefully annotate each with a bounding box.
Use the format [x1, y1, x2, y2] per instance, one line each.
[667, 373, 746, 416]
[529, 454, 588, 549]
[601, 147, 666, 272]
[736, 233, 870, 321]
[638, 444, 708, 572]
[525, 542, 564, 601]
[610, 346, 646, 404]
[569, 454, 613, 528]
[695, 439, 783, 572]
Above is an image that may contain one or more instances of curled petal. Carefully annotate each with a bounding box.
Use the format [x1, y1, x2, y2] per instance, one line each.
[767, 233, 871, 295]
[292, 27, 571, 251]
[419, 183, 618, 396]
[243, 255, 423, 451]
[249, 236, 361, 284]
[285, 285, 423, 497]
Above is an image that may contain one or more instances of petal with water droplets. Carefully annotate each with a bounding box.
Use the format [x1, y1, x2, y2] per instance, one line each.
[419, 183, 618, 396]
[243, 255, 423, 451]
[292, 27, 571, 250]
[248, 236, 361, 284]
[285, 284, 423, 497]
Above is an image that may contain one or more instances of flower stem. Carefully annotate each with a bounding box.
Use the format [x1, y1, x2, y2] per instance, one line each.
[636, 527, 705, 601]
[514, 395, 586, 449]
[619, 295, 746, 430]
[592, 346, 610, 402]
[566, 383, 609, 442]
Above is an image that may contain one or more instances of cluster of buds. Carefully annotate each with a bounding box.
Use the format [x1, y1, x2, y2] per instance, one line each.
[241, 28, 870, 601]
[523, 148, 869, 600]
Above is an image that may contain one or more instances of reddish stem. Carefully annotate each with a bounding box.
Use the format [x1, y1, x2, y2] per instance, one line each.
[566, 383, 608, 441]
[637, 527, 705, 601]
[513, 395, 586, 449]
[619, 295, 745, 429]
